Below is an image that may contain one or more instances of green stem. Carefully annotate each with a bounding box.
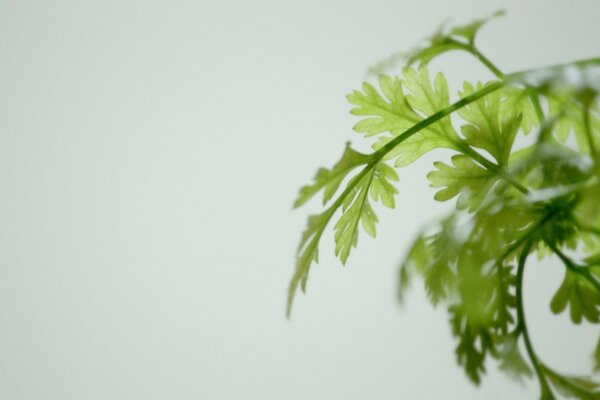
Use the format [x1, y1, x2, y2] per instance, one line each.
[465, 45, 547, 125]
[469, 46, 504, 79]
[544, 238, 600, 294]
[373, 81, 505, 161]
[531, 92, 545, 122]
[508, 58, 600, 81]
[515, 242, 555, 399]
[457, 142, 530, 194]
[582, 95, 598, 161]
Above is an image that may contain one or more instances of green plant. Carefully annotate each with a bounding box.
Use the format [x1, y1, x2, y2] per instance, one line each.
[288, 11, 600, 399]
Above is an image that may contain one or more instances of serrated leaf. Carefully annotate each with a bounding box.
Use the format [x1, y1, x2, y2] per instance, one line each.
[294, 143, 370, 208]
[469, 202, 538, 261]
[449, 304, 493, 385]
[368, 68, 462, 167]
[458, 81, 522, 165]
[287, 208, 336, 316]
[548, 92, 600, 153]
[333, 172, 374, 264]
[419, 216, 464, 304]
[405, 10, 504, 67]
[496, 335, 533, 382]
[407, 41, 464, 66]
[550, 268, 600, 324]
[333, 163, 399, 264]
[398, 234, 429, 302]
[449, 10, 505, 43]
[369, 162, 400, 208]
[428, 154, 498, 212]
[500, 85, 539, 134]
[347, 74, 419, 138]
[449, 247, 518, 385]
[544, 367, 600, 399]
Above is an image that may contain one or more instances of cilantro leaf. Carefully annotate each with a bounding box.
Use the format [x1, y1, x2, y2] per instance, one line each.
[458, 81, 522, 166]
[449, 303, 494, 385]
[544, 366, 600, 399]
[500, 85, 539, 134]
[550, 268, 600, 324]
[347, 74, 419, 138]
[294, 144, 370, 208]
[405, 10, 505, 66]
[368, 68, 462, 167]
[428, 154, 498, 212]
[334, 163, 399, 263]
[496, 335, 533, 382]
[288, 209, 333, 315]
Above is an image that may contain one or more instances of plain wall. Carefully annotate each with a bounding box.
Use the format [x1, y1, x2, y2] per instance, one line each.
[1, 1, 599, 398]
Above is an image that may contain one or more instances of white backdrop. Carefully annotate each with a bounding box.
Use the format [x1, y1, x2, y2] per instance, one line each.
[1, 0, 599, 398]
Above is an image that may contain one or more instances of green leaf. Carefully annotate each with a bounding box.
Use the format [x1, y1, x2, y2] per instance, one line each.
[458, 81, 522, 165]
[544, 366, 600, 399]
[405, 10, 504, 67]
[347, 74, 419, 138]
[500, 85, 539, 134]
[287, 209, 335, 316]
[428, 154, 499, 211]
[448, 10, 505, 44]
[397, 234, 429, 302]
[449, 304, 494, 385]
[548, 92, 600, 152]
[368, 68, 462, 167]
[449, 246, 520, 385]
[469, 201, 538, 261]
[369, 162, 400, 208]
[575, 181, 600, 230]
[294, 143, 370, 208]
[417, 215, 464, 304]
[333, 163, 399, 263]
[333, 171, 375, 263]
[407, 40, 464, 67]
[496, 335, 533, 382]
[550, 268, 600, 324]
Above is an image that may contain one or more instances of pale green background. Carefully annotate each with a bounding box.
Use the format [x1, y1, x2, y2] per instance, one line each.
[1, 0, 599, 399]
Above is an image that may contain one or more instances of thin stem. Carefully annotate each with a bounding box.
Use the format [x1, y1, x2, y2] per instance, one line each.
[373, 81, 505, 161]
[468, 46, 504, 79]
[530, 89, 545, 124]
[543, 238, 600, 294]
[582, 95, 598, 161]
[507, 58, 600, 81]
[467, 45, 547, 125]
[515, 242, 555, 399]
[457, 142, 530, 194]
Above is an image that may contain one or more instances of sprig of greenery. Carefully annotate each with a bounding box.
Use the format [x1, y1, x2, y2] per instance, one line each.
[289, 11, 600, 399]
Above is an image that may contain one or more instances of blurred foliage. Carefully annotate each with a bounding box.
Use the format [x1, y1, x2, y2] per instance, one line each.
[290, 11, 600, 399]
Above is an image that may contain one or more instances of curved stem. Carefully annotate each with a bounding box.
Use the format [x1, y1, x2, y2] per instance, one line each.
[515, 242, 555, 399]
[543, 238, 600, 294]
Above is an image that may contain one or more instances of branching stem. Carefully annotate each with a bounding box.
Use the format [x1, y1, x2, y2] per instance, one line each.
[544, 238, 600, 294]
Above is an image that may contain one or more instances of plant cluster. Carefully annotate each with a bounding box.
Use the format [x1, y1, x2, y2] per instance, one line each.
[288, 11, 600, 399]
